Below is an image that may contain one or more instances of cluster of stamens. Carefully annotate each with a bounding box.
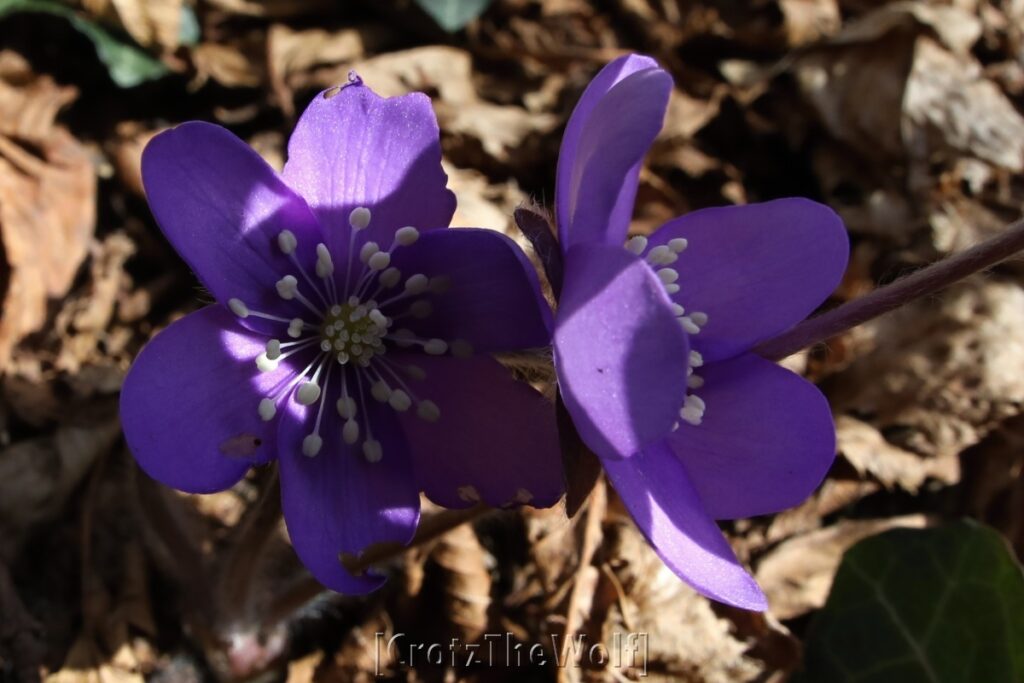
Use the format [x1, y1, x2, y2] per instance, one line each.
[227, 207, 460, 462]
[624, 234, 709, 428]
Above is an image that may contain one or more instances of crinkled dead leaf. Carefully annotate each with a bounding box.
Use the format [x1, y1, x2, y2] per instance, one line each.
[82, 0, 184, 51]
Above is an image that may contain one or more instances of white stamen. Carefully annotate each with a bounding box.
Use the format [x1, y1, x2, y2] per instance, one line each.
[681, 405, 703, 425]
[665, 283, 680, 295]
[647, 245, 677, 266]
[288, 318, 305, 338]
[369, 309, 389, 327]
[350, 207, 371, 230]
[379, 267, 402, 289]
[671, 303, 686, 317]
[363, 439, 382, 463]
[315, 243, 334, 278]
[403, 364, 427, 381]
[658, 268, 679, 284]
[258, 398, 276, 421]
[625, 235, 648, 255]
[256, 352, 279, 372]
[688, 374, 705, 389]
[395, 226, 419, 246]
[410, 300, 433, 319]
[371, 380, 392, 402]
[405, 273, 429, 295]
[359, 242, 379, 264]
[266, 339, 282, 360]
[686, 394, 706, 411]
[337, 395, 357, 419]
[302, 434, 322, 457]
[276, 275, 299, 300]
[417, 400, 440, 422]
[388, 390, 411, 411]
[679, 317, 701, 334]
[424, 339, 448, 355]
[690, 311, 708, 327]
[368, 251, 390, 271]
[278, 230, 297, 254]
[296, 382, 321, 405]
[228, 298, 249, 318]
[668, 237, 688, 253]
[343, 419, 359, 444]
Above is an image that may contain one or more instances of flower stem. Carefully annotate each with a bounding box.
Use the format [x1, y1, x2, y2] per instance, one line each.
[753, 217, 1024, 361]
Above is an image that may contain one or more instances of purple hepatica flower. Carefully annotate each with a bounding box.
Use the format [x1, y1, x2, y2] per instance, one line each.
[120, 78, 563, 594]
[552, 55, 849, 610]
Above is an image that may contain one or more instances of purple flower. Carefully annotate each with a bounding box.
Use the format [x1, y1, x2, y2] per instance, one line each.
[120, 78, 563, 594]
[551, 56, 849, 610]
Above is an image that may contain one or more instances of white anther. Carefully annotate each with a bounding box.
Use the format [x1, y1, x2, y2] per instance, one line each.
[368, 251, 391, 271]
[625, 235, 648, 255]
[689, 350, 704, 367]
[276, 275, 298, 300]
[671, 303, 686, 317]
[410, 300, 433, 319]
[315, 243, 334, 277]
[379, 267, 402, 289]
[424, 339, 448, 355]
[342, 419, 359, 444]
[388, 390, 412, 412]
[363, 439, 383, 463]
[450, 339, 474, 359]
[336, 351, 350, 365]
[278, 230, 297, 254]
[256, 352, 279, 372]
[369, 309, 389, 327]
[657, 268, 679, 284]
[228, 298, 249, 318]
[405, 273, 429, 295]
[336, 396, 357, 419]
[690, 311, 709, 327]
[403, 364, 427, 381]
[679, 317, 701, 334]
[302, 434, 323, 457]
[359, 242, 379, 264]
[350, 207, 371, 230]
[417, 400, 440, 422]
[266, 339, 282, 360]
[668, 237, 688, 253]
[688, 374, 705, 389]
[681, 405, 703, 426]
[396, 226, 420, 246]
[288, 318, 304, 338]
[647, 245, 677, 265]
[319, 340, 331, 352]
[296, 382, 321, 405]
[686, 394, 706, 412]
[371, 380, 392, 402]
[429, 275, 452, 294]
[258, 398, 276, 421]
[665, 283, 680, 294]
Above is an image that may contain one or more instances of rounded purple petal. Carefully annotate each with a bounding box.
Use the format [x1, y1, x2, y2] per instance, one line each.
[121, 306, 290, 493]
[282, 81, 456, 281]
[278, 385, 420, 594]
[670, 353, 836, 519]
[603, 441, 768, 611]
[386, 228, 553, 352]
[648, 199, 849, 362]
[397, 353, 563, 509]
[141, 122, 325, 335]
[557, 55, 671, 250]
[554, 243, 689, 460]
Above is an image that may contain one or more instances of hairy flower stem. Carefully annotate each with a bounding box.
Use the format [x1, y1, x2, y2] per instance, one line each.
[754, 217, 1024, 361]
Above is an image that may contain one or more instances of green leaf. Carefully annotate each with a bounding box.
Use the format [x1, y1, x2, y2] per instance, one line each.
[0, 0, 168, 88]
[413, 0, 492, 32]
[797, 520, 1024, 683]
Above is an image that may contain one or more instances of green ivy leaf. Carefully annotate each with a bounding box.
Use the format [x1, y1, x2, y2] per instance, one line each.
[413, 0, 492, 32]
[0, 0, 168, 88]
[796, 520, 1024, 683]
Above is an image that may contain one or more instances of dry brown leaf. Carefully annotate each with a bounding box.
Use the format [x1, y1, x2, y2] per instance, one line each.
[428, 522, 492, 641]
[756, 515, 929, 619]
[83, 0, 183, 51]
[836, 415, 944, 492]
[0, 53, 95, 365]
[204, 0, 332, 18]
[191, 42, 264, 89]
[778, 0, 841, 46]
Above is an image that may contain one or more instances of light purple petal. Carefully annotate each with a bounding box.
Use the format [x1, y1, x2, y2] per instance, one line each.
[649, 199, 849, 362]
[282, 81, 456, 277]
[604, 441, 768, 611]
[669, 353, 836, 520]
[386, 228, 553, 352]
[278, 381, 420, 594]
[121, 306, 291, 493]
[397, 353, 563, 509]
[554, 243, 689, 460]
[141, 122, 324, 335]
[556, 55, 671, 250]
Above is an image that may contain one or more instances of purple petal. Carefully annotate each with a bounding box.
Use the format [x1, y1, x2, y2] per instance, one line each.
[386, 228, 553, 352]
[141, 122, 324, 335]
[278, 379, 420, 594]
[649, 199, 849, 362]
[669, 353, 836, 520]
[557, 55, 671, 250]
[604, 441, 768, 610]
[120, 306, 290, 493]
[554, 243, 689, 460]
[396, 353, 563, 509]
[282, 82, 456, 271]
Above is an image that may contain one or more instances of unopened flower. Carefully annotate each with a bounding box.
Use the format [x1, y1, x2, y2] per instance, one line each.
[552, 55, 849, 609]
[121, 76, 562, 593]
